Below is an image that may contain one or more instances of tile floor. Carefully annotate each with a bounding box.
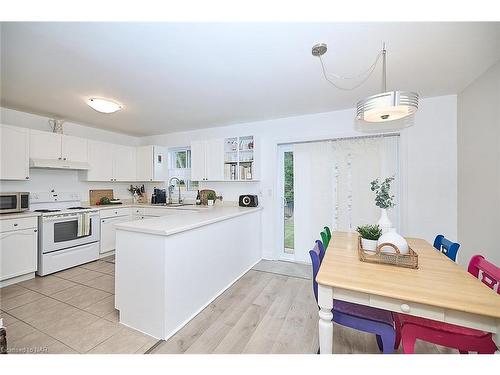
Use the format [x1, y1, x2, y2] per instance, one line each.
[0, 256, 158, 354]
[1, 259, 455, 354]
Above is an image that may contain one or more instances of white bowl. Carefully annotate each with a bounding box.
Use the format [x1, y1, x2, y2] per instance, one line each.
[377, 231, 409, 254]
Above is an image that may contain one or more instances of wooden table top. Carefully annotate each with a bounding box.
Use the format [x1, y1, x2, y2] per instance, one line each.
[316, 231, 500, 319]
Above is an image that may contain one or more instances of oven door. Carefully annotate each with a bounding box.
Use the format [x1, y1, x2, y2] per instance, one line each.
[41, 213, 100, 254]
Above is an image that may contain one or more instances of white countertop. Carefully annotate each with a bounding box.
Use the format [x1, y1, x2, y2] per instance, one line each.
[114, 205, 262, 236]
[0, 211, 41, 220]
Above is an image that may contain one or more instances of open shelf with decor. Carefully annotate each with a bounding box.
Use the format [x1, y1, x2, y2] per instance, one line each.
[223, 135, 256, 181]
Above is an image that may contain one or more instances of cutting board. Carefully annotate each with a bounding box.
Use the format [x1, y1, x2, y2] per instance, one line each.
[89, 189, 114, 205]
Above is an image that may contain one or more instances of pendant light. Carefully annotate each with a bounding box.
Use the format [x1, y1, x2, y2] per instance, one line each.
[312, 43, 419, 126]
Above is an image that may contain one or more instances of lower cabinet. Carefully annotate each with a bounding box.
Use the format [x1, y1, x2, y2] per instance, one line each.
[0, 217, 38, 284]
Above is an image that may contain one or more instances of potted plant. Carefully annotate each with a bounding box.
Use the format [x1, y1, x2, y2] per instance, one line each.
[207, 191, 216, 206]
[370, 176, 396, 233]
[356, 224, 382, 251]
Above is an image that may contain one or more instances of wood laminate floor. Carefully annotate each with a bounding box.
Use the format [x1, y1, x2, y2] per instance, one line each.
[1, 259, 456, 354]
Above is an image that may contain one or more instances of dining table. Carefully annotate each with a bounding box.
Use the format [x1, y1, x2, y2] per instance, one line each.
[316, 231, 500, 354]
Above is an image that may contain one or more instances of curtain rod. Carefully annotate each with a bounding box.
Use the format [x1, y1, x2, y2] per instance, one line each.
[279, 132, 400, 146]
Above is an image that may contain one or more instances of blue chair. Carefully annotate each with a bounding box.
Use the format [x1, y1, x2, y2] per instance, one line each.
[310, 241, 396, 354]
[433, 235, 460, 262]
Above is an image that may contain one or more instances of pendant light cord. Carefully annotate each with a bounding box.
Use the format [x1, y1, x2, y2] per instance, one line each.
[317, 49, 383, 91]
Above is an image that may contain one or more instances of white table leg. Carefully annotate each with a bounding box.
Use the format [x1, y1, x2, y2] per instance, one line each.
[318, 284, 334, 354]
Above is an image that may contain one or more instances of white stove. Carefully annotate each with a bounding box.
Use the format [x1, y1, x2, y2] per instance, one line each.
[31, 191, 100, 276]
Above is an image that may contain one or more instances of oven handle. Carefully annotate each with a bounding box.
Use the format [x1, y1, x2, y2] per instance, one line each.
[42, 213, 99, 222]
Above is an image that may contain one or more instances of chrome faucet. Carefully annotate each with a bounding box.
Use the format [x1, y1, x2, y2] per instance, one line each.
[168, 177, 182, 204]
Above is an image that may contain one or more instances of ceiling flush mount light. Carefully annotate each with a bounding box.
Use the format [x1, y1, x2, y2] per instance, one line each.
[312, 43, 419, 126]
[87, 98, 123, 114]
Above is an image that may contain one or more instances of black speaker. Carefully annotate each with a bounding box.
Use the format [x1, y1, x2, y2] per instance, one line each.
[239, 195, 258, 207]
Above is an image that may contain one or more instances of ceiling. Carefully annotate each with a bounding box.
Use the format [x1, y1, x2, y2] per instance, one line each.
[1, 22, 499, 136]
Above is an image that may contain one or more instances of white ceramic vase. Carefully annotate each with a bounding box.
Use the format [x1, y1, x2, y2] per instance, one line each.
[377, 208, 393, 234]
[377, 229, 409, 254]
[361, 238, 378, 252]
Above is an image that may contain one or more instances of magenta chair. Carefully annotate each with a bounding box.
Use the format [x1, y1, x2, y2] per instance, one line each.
[396, 255, 499, 354]
[310, 241, 396, 354]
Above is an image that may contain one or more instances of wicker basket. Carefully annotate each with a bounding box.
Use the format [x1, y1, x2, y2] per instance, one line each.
[358, 236, 418, 269]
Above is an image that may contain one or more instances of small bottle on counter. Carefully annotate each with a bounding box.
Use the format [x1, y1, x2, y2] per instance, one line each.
[196, 190, 201, 205]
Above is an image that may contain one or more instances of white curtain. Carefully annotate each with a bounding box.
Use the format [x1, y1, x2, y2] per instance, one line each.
[293, 136, 399, 263]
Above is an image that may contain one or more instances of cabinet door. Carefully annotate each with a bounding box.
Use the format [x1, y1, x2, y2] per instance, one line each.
[205, 138, 225, 181]
[61, 135, 88, 162]
[136, 145, 153, 181]
[190, 140, 206, 181]
[113, 145, 137, 181]
[0, 124, 29, 180]
[100, 216, 131, 254]
[87, 140, 114, 181]
[29, 129, 61, 160]
[0, 228, 38, 281]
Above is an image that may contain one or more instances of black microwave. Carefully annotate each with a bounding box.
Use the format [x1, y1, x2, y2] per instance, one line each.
[0, 192, 30, 214]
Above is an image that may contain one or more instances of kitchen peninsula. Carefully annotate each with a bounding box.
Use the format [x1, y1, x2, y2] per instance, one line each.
[114, 205, 262, 339]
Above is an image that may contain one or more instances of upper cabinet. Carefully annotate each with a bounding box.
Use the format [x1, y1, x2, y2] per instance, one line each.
[61, 135, 88, 162]
[29, 130, 61, 160]
[113, 144, 136, 182]
[191, 139, 224, 181]
[136, 145, 168, 182]
[86, 141, 137, 182]
[30, 130, 88, 163]
[191, 136, 257, 182]
[86, 140, 114, 181]
[0, 124, 29, 181]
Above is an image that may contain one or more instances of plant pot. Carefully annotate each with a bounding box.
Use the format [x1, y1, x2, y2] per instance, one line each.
[377, 208, 393, 234]
[361, 238, 378, 252]
[207, 200, 214, 206]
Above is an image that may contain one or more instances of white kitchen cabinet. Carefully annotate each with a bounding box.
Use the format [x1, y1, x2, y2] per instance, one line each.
[61, 135, 88, 162]
[113, 145, 137, 181]
[0, 124, 29, 180]
[0, 217, 38, 285]
[87, 140, 114, 181]
[190, 140, 206, 181]
[30, 130, 88, 163]
[100, 214, 132, 254]
[30, 129, 61, 160]
[136, 145, 168, 182]
[190, 138, 224, 181]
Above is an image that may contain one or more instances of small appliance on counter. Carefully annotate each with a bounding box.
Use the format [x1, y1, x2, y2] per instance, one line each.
[151, 188, 167, 204]
[239, 194, 258, 207]
[0, 192, 30, 214]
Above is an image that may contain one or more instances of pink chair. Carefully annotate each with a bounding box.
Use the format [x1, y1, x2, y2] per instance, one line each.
[396, 255, 500, 354]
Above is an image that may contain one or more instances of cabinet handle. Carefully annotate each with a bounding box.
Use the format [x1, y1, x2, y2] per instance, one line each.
[58, 157, 62, 160]
[13, 223, 18, 226]
[63, 157, 67, 160]
[34, 229, 38, 232]
[25, 176, 29, 179]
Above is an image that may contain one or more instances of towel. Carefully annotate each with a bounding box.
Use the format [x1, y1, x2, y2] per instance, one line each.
[77, 213, 91, 237]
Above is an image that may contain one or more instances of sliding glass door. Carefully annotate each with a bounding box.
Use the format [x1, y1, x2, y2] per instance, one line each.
[278, 135, 399, 263]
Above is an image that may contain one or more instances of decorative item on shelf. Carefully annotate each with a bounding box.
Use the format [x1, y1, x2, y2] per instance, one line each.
[206, 191, 216, 206]
[358, 236, 418, 269]
[356, 224, 382, 252]
[48, 118, 65, 134]
[370, 176, 395, 233]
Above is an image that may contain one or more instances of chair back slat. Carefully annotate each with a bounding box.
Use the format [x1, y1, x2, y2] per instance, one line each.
[433, 234, 460, 262]
[309, 242, 322, 304]
[468, 255, 500, 294]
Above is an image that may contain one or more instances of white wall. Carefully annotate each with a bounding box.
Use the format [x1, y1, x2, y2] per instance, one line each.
[458, 61, 500, 267]
[141, 95, 458, 260]
[0, 107, 161, 202]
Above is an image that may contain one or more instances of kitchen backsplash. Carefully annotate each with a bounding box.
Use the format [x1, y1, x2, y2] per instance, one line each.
[0, 168, 164, 202]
